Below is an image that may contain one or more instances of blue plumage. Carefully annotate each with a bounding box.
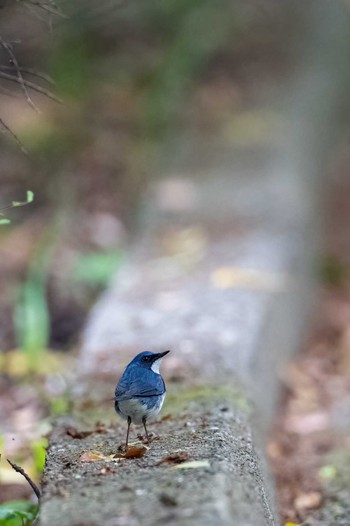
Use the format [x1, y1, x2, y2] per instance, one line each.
[114, 350, 170, 450]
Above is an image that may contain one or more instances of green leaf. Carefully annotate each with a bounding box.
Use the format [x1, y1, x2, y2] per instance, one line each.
[0, 500, 38, 525]
[14, 276, 50, 361]
[11, 191, 35, 208]
[50, 394, 70, 416]
[72, 250, 123, 285]
[319, 464, 337, 480]
[31, 436, 48, 474]
[0, 190, 34, 226]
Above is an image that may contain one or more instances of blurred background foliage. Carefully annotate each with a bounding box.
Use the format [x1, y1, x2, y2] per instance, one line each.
[0, 0, 298, 355]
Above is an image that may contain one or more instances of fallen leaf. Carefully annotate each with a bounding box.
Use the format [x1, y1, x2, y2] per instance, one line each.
[79, 443, 148, 463]
[294, 492, 322, 511]
[95, 423, 108, 433]
[66, 427, 92, 439]
[66, 424, 107, 439]
[267, 440, 282, 460]
[79, 450, 107, 463]
[114, 444, 148, 459]
[161, 414, 172, 421]
[211, 267, 287, 291]
[285, 412, 329, 434]
[158, 451, 190, 465]
[170, 460, 210, 470]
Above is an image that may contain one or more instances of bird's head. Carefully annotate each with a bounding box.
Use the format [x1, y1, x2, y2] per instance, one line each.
[130, 350, 170, 373]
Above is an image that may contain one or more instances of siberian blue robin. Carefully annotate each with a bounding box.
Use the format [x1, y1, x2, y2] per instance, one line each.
[114, 350, 170, 450]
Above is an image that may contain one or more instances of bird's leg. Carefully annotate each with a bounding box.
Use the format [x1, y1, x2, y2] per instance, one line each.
[142, 416, 150, 444]
[125, 416, 131, 451]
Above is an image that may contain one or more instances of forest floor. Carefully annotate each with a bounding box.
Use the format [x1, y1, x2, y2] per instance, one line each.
[269, 174, 350, 525]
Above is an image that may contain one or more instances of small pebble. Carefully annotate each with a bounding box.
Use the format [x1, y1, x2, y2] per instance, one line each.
[135, 488, 147, 496]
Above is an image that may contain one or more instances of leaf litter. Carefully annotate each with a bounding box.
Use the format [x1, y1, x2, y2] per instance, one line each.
[79, 443, 149, 463]
[66, 423, 108, 439]
[157, 451, 190, 465]
[269, 177, 350, 524]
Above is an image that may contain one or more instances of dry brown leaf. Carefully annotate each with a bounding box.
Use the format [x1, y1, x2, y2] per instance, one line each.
[79, 443, 148, 463]
[267, 440, 282, 460]
[158, 451, 190, 465]
[66, 423, 107, 439]
[294, 492, 322, 512]
[66, 427, 93, 439]
[79, 450, 107, 463]
[114, 444, 148, 459]
[285, 412, 329, 435]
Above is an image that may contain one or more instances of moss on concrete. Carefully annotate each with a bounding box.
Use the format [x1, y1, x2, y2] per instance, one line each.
[305, 449, 350, 526]
[164, 382, 252, 414]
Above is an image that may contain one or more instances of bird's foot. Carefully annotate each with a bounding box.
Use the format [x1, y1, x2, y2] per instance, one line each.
[117, 443, 128, 453]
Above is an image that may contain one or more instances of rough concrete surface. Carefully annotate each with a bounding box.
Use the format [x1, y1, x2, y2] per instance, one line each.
[40, 388, 276, 526]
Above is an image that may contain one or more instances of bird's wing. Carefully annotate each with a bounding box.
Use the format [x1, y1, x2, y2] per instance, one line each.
[115, 368, 165, 401]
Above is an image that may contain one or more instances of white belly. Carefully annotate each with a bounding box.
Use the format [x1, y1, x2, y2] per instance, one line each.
[117, 394, 166, 425]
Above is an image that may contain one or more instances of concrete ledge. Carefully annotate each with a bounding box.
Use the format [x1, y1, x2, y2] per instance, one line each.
[40, 386, 276, 526]
[39, 163, 312, 526]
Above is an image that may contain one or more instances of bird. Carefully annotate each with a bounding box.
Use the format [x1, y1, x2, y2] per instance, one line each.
[114, 350, 170, 450]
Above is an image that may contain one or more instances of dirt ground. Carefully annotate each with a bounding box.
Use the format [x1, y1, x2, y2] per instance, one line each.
[269, 174, 350, 525]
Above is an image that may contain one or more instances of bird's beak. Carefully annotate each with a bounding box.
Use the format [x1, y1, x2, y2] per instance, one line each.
[153, 350, 170, 361]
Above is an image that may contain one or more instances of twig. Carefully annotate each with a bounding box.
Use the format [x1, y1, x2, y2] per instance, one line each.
[0, 118, 28, 154]
[24, 0, 67, 18]
[7, 458, 41, 500]
[22, 1, 54, 26]
[0, 65, 54, 84]
[0, 36, 40, 113]
[0, 71, 62, 103]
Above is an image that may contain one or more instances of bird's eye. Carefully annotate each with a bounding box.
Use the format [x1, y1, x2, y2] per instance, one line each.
[143, 356, 151, 362]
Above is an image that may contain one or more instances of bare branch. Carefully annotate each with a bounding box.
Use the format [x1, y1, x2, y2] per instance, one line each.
[0, 36, 40, 113]
[0, 71, 62, 103]
[23, 0, 67, 18]
[7, 458, 41, 500]
[0, 1, 64, 152]
[0, 65, 55, 84]
[0, 118, 28, 154]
